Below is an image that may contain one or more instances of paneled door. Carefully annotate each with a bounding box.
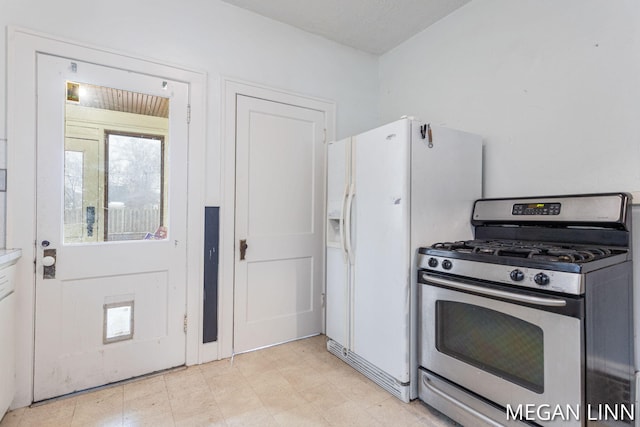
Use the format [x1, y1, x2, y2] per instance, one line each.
[34, 53, 189, 401]
[234, 95, 325, 353]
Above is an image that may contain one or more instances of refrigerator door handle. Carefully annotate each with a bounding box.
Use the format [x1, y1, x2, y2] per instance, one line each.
[340, 183, 350, 262]
[344, 183, 355, 265]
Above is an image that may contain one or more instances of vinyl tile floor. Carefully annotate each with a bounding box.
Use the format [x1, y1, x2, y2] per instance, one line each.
[0, 335, 456, 426]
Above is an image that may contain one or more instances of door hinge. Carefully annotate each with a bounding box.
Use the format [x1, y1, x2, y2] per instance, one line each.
[323, 128, 327, 143]
[321, 292, 326, 308]
[183, 314, 188, 333]
[187, 104, 191, 124]
[33, 240, 37, 273]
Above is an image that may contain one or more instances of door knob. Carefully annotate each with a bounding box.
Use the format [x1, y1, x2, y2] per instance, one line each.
[239, 239, 248, 261]
[43, 248, 57, 279]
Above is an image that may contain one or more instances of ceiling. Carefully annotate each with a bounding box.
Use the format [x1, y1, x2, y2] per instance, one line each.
[67, 82, 169, 118]
[220, 0, 472, 55]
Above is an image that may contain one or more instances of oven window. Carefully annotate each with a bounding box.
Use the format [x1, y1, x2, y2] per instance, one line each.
[436, 301, 544, 394]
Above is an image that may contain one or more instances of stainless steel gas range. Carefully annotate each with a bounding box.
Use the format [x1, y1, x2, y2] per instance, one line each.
[417, 193, 635, 427]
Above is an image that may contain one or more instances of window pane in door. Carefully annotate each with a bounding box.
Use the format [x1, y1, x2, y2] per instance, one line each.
[106, 133, 166, 241]
[63, 81, 169, 244]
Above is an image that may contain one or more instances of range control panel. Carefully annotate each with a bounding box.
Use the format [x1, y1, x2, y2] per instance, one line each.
[512, 202, 561, 216]
[472, 193, 628, 224]
[416, 254, 584, 295]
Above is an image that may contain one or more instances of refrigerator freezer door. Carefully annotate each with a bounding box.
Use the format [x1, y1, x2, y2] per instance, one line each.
[352, 119, 411, 382]
[326, 138, 351, 348]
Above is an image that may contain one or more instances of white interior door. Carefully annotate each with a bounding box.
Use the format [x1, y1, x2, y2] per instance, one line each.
[34, 54, 189, 401]
[234, 95, 325, 353]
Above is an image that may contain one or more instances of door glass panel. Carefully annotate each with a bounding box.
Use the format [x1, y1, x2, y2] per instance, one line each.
[106, 133, 165, 241]
[64, 81, 169, 243]
[436, 301, 544, 393]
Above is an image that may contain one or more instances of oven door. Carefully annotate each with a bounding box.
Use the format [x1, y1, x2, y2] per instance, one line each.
[419, 272, 584, 426]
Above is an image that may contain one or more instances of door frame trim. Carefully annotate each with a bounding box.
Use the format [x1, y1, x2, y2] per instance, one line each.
[218, 78, 335, 359]
[7, 27, 206, 408]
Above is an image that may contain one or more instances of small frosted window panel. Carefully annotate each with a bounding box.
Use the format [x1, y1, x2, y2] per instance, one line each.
[103, 301, 134, 344]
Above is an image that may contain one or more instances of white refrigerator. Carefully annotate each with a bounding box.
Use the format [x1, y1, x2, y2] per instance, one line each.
[325, 118, 482, 402]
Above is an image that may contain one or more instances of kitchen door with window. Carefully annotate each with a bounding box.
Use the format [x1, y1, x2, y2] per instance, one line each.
[34, 54, 189, 401]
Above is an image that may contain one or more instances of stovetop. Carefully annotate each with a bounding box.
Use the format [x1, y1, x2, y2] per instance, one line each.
[419, 239, 629, 274]
[418, 238, 630, 295]
[430, 239, 626, 264]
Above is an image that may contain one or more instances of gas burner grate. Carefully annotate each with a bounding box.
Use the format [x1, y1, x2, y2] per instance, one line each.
[431, 240, 621, 264]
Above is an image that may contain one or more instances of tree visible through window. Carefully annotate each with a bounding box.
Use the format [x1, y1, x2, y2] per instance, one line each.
[105, 132, 166, 241]
[64, 151, 84, 240]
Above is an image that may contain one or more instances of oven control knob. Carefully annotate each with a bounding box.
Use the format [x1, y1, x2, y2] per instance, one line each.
[510, 269, 524, 282]
[428, 258, 439, 268]
[442, 260, 453, 270]
[534, 272, 550, 286]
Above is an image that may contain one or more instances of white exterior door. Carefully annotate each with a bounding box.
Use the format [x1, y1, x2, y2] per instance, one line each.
[233, 95, 325, 353]
[34, 54, 189, 401]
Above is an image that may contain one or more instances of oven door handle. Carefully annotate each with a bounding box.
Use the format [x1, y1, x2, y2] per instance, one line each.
[421, 374, 504, 427]
[422, 273, 567, 307]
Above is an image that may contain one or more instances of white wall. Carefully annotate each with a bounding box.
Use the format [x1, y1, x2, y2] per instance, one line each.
[380, 0, 640, 368]
[380, 0, 640, 198]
